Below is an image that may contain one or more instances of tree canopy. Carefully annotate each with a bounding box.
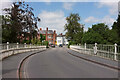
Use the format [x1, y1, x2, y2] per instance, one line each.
[2, 1, 40, 43]
[81, 23, 120, 44]
[64, 13, 84, 44]
[64, 12, 120, 45]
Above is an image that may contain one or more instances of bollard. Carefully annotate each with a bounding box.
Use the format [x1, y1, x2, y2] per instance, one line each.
[7, 42, 9, 50]
[114, 43, 117, 60]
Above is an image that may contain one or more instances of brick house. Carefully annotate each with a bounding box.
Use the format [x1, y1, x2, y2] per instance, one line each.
[37, 27, 57, 45]
[17, 32, 32, 43]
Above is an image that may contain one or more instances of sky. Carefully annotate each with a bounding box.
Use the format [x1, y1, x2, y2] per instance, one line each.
[1, 0, 119, 34]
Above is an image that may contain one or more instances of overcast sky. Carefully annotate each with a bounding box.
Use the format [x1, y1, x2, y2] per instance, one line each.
[1, 0, 119, 34]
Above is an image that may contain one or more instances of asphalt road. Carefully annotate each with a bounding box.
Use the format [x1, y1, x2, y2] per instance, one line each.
[21, 47, 118, 78]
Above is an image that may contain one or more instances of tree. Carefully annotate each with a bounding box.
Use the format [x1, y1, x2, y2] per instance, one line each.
[40, 34, 46, 43]
[112, 15, 120, 36]
[107, 29, 119, 44]
[82, 23, 111, 44]
[111, 14, 120, 44]
[64, 13, 84, 44]
[1, 15, 13, 43]
[82, 29, 105, 44]
[3, 1, 40, 43]
[116, 14, 120, 37]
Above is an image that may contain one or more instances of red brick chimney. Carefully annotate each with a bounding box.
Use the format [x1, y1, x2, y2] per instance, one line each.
[53, 30, 56, 45]
[40, 28, 42, 31]
[46, 27, 48, 41]
[54, 30, 56, 33]
[46, 27, 48, 31]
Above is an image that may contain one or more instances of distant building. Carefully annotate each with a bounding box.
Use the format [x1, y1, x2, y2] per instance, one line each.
[17, 32, 32, 43]
[38, 27, 57, 45]
[56, 33, 69, 45]
[63, 36, 69, 45]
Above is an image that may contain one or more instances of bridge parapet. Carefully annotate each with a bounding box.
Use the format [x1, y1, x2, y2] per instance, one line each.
[70, 43, 120, 61]
[0, 42, 46, 60]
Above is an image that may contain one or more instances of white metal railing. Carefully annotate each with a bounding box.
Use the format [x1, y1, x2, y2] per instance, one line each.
[0, 42, 45, 52]
[70, 43, 120, 61]
[0, 42, 46, 60]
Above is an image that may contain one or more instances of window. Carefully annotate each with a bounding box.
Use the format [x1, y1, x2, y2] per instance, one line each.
[49, 40, 53, 44]
[58, 40, 61, 43]
[48, 35, 53, 38]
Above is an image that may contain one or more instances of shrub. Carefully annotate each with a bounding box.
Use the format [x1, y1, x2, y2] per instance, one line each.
[42, 41, 49, 48]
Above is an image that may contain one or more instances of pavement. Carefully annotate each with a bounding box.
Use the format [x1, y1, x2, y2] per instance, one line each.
[20, 47, 118, 78]
[68, 48, 119, 69]
[2, 49, 46, 78]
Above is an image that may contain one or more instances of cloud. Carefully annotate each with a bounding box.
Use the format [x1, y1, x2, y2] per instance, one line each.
[96, 1, 118, 15]
[118, 2, 120, 12]
[84, 16, 99, 23]
[18, 0, 119, 2]
[63, 2, 75, 10]
[45, 2, 51, 5]
[102, 16, 115, 26]
[84, 16, 115, 27]
[38, 10, 66, 34]
[0, 0, 13, 15]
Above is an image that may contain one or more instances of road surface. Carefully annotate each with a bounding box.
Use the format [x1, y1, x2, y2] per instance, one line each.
[20, 47, 118, 78]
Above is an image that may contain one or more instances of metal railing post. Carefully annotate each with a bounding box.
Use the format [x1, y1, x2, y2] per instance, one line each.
[30, 43, 31, 48]
[85, 43, 86, 54]
[85, 43, 86, 50]
[114, 43, 117, 60]
[94, 43, 97, 55]
[7, 42, 9, 50]
[24, 43, 26, 48]
[17, 42, 19, 49]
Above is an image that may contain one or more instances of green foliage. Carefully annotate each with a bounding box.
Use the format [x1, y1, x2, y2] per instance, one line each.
[21, 40, 30, 44]
[111, 14, 120, 44]
[65, 13, 120, 45]
[107, 30, 119, 44]
[31, 37, 38, 44]
[40, 34, 46, 42]
[82, 23, 113, 44]
[37, 40, 41, 45]
[81, 22, 120, 45]
[30, 37, 48, 46]
[64, 13, 84, 44]
[67, 41, 76, 48]
[116, 14, 120, 37]
[42, 41, 49, 48]
[82, 31, 105, 44]
[32, 30, 38, 39]
[1, 15, 17, 43]
[2, 1, 40, 43]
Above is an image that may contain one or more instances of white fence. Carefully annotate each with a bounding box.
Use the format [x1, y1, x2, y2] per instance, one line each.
[0, 42, 45, 51]
[0, 42, 46, 60]
[70, 43, 120, 61]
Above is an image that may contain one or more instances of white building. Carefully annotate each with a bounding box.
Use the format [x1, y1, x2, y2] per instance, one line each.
[63, 36, 69, 45]
[56, 33, 69, 45]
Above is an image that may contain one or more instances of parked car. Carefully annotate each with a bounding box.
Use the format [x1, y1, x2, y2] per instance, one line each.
[59, 44, 63, 47]
[50, 44, 55, 48]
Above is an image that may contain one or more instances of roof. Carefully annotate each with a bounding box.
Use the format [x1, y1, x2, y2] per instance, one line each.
[39, 30, 54, 34]
[57, 34, 65, 37]
[48, 30, 54, 34]
[39, 30, 46, 34]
